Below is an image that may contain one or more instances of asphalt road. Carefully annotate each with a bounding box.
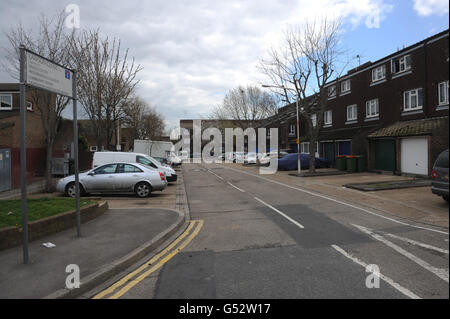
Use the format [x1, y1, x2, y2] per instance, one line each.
[113, 162, 449, 299]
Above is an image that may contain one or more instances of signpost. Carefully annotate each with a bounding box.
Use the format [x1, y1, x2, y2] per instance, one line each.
[19, 46, 80, 264]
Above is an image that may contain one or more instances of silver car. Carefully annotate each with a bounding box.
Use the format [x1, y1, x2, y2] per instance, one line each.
[56, 162, 167, 198]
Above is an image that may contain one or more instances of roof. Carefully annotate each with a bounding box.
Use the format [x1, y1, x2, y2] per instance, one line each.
[368, 116, 449, 138]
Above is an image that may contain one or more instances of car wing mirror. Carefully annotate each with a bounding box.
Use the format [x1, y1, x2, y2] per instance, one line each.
[88, 171, 95, 176]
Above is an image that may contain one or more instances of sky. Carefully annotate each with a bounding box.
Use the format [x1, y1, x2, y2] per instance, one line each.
[0, 0, 449, 132]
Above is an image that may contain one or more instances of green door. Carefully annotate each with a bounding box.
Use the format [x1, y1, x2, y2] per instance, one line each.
[374, 139, 396, 171]
[323, 142, 335, 165]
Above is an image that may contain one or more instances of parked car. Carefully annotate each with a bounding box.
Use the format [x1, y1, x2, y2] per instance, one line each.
[278, 153, 329, 171]
[243, 152, 259, 164]
[92, 152, 177, 182]
[259, 151, 288, 166]
[431, 149, 449, 202]
[234, 152, 246, 163]
[56, 162, 167, 198]
[153, 156, 169, 165]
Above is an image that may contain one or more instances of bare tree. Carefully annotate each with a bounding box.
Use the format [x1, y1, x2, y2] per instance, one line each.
[211, 85, 279, 130]
[122, 96, 165, 142]
[3, 10, 75, 191]
[68, 29, 142, 150]
[259, 18, 348, 172]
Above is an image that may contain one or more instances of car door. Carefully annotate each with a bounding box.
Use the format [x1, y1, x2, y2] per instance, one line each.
[84, 164, 117, 192]
[114, 164, 144, 191]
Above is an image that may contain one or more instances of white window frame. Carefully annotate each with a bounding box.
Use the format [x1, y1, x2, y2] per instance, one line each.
[366, 99, 379, 118]
[328, 85, 336, 99]
[438, 81, 449, 105]
[324, 110, 332, 125]
[0, 94, 13, 110]
[27, 101, 33, 111]
[311, 114, 317, 127]
[289, 124, 295, 136]
[341, 80, 351, 93]
[301, 142, 310, 154]
[90, 145, 98, 152]
[403, 88, 423, 111]
[391, 55, 411, 74]
[346, 104, 357, 121]
[372, 65, 386, 82]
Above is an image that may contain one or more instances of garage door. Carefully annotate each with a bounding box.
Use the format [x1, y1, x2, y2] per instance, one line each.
[401, 137, 428, 175]
[374, 139, 396, 172]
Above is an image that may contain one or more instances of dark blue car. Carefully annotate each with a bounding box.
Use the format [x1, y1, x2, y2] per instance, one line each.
[278, 153, 329, 171]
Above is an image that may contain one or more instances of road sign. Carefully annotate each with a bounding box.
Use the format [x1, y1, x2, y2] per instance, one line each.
[19, 46, 80, 264]
[24, 50, 73, 98]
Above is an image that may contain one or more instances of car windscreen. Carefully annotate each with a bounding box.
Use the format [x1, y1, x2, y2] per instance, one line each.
[435, 150, 449, 169]
[136, 155, 158, 169]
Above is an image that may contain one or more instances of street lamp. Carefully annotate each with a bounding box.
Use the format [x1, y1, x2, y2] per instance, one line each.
[262, 84, 301, 175]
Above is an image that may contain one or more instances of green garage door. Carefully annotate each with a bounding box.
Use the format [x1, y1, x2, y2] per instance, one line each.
[374, 139, 396, 172]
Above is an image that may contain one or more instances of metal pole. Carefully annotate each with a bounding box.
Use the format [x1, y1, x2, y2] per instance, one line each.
[19, 46, 29, 264]
[72, 71, 81, 237]
[296, 98, 301, 175]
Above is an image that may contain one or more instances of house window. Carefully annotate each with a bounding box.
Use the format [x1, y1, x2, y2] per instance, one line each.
[90, 146, 98, 152]
[391, 55, 411, 74]
[328, 85, 336, 98]
[347, 104, 357, 121]
[372, 65, 386, 82]
[289, 124, 295, 136]
[27, 101, 33, 111]
[341, 80, 351, 93]
[366, 99, 379, 118]
[301, 142, 310, 154]
[0, 94, 12, 110]
[267, 129, 271, 137]
[404, 88, 423, 111]
[324, 110, 332, 125]
[438, 81, 449, 105]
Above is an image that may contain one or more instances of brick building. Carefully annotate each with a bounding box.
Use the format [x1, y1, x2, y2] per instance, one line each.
[0, 83, 74, 190]
[262, 29, 449, 177]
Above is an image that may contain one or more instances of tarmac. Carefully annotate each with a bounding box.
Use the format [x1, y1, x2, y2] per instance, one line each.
[0, 169, 188, 299]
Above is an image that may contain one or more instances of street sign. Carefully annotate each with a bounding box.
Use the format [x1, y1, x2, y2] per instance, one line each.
[24, 50, 74, 98]
[19, 46, 80, 264]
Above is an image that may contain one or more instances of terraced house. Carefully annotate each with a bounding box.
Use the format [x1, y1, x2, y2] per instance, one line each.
[263, 29, 449, 177]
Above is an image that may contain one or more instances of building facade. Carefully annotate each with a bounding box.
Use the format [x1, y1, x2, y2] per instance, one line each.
[262, 29, 449, 176]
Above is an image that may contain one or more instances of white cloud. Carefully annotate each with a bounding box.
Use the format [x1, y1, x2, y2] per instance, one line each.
[413, 0, 449, 16]
[0, 0, 395, 130]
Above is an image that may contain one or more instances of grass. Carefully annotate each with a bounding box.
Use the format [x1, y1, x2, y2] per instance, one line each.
[0, 197, 94, 229]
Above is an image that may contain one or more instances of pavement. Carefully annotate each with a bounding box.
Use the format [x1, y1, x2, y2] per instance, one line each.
[0, 173, 187, 299]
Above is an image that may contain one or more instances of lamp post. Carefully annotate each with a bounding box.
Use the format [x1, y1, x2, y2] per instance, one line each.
[262, 84, 301, 175]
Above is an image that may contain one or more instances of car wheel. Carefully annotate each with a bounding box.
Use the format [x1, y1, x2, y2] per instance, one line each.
[65, 182, 85, 198]
[135, 182, 152, 198]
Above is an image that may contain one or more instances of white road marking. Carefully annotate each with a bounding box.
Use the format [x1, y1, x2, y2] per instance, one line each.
[331, 244, 421, 299]
[227, 182, 246, 193]
[208, 170, 223, 180]
[352, 224, 449, 283]
[383, 232, 449, 255]
[254, 197, 304, 229]
[222, 165, 449, 235]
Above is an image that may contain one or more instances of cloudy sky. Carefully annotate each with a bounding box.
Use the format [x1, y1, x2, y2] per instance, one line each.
[0, 0, 449, 131]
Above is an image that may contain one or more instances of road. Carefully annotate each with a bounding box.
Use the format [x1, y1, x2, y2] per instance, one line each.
[94, 162, 449, 299]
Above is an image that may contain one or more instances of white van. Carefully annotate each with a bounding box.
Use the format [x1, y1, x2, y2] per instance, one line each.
[92, 152, 178, 182]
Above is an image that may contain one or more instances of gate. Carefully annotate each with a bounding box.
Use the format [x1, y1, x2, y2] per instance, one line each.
[0, 148, 11, 192]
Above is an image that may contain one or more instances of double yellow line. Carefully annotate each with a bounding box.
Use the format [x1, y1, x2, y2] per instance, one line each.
[93, 219, 204, 299]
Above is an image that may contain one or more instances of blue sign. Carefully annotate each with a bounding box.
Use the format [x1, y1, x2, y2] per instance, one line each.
[65, 70, 71, 80]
